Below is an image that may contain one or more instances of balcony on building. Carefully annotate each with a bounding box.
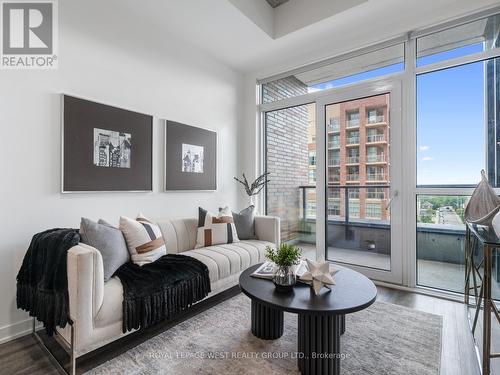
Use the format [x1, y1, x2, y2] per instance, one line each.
[346, 137, 360, 146]
[366, 154, 386, 164]
[328, 118, 340, 132]
[346, 173, 360, 182]
[366, 173, 387, 182]
[328, 140, 340, 149]
[328, 158, 341, 167]
[346, 156, 360, 164]
[366, 134, 386, 143]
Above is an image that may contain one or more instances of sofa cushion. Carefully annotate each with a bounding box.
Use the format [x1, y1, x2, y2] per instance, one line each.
[195, 207, 239, 248]
[182, 240, 272, 282]
[119, 215, 166, 266]
[230, 206, 257, 240]
[79, 218, 129, 281]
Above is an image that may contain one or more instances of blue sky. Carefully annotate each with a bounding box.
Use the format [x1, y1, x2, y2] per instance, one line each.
[417, 44, 485, 185]
[310, 43, 487, 186]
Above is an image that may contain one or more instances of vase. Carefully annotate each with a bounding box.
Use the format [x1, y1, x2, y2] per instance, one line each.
[273, 266, 297, 293]
[247, 195, 255, 207]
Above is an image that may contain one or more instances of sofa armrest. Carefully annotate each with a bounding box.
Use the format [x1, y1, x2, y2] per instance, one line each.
[255, 216, 280, 247]
[67, 243, 104, 325]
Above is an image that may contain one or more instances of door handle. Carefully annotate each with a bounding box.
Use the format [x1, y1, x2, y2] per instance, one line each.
[385, 190, 398, 210]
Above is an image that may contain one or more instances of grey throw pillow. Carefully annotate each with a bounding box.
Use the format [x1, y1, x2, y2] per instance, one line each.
[80, 217, 130, 281]
[230, 206, 256, 240]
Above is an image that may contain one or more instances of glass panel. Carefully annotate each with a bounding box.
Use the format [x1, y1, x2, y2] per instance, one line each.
[417, 13, 500, 66]
[325, 93, 391, 271]
[261, 44, 404, 103]
[265, 103, 317, 260]
[417, 60, 490, 186]
[416, 195, 469, 293]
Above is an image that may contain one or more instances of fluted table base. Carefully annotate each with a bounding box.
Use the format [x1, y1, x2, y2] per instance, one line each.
[297, 314, 344, 375]
[251, 299, 284, 340]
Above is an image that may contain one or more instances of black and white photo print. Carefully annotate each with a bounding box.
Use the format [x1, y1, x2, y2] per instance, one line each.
[93, 128, 132, 169]
[165, 120, 216, 191]
[181, 143, 204, 173]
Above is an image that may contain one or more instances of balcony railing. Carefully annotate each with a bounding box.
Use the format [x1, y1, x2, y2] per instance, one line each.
[346, 119, 360, 128]
[328, 158, 340, 166]
[346, 156, 359, 164]
[347, 137, 360, 145]
[346, 174, 359, 181]
[366, 134, 385, 143]
[299, 184, 390, 224]
[367, 154, 385, 163]
[367, 115, 385, 124]
[328, 141, 340, 149]
[329, 175, 340, 183]
[367, 173, 386, 181]
[328, 119, 340, 132]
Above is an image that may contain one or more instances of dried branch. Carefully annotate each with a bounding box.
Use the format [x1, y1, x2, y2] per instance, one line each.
[234, 172, 270, 196]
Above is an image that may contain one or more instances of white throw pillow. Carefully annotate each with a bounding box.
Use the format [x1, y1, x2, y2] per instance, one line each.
[119, 214, 166, 266]
[196, 207, 239, 248]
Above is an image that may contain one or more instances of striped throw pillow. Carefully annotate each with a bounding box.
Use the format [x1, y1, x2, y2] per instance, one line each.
[195, 207, 239, 248]
[119, 214, 166, 266]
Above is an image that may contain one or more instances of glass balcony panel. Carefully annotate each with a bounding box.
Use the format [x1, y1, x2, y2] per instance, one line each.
[367, 134, 385, 142]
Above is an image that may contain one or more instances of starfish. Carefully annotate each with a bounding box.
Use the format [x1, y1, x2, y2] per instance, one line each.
[300, 259, 336, 295]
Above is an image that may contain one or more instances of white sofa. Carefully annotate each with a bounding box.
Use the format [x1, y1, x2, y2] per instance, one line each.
[55, 215, 280, 357]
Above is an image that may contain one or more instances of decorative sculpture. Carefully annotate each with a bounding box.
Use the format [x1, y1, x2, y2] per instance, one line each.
[300, 259, 337, 295]
[465, 170, 500, 226]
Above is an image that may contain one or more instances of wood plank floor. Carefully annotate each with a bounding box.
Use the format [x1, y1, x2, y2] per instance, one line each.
[0, 286, 497, 375]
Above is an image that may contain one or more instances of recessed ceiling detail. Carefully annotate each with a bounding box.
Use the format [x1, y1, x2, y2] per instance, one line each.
[266, 0, 289, 8]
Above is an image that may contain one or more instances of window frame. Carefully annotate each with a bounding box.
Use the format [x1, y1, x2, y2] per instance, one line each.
[259, 5, 500, 294]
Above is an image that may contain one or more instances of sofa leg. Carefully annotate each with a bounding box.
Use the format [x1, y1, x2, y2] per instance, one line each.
[32, 317, 76, 375]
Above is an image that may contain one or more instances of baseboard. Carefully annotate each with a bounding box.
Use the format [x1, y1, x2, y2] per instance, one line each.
[0, 317, 38, 344]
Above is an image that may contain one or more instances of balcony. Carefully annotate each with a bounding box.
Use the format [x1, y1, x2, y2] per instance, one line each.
[329, 175, 340, 183]
[328, 119, 340, 132]
[367, 173, 387, 181]
[346, 174, 359, 182]
[346, 119, 360, 128]
[328, 141, 340, 149]
[366, 134, 385, 143]
[366, 154, 385, 163]
[346, 137, 360, 145]
[367, 115, 386, 125]
[346, 156, 359, 164]
[328, 158, 340, 166]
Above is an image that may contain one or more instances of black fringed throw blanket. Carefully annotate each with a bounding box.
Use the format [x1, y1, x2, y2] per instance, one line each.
[16, 228, 80, 335]
[115, 254, 211, 333]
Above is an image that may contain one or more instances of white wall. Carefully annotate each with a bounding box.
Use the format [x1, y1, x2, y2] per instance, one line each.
[0, 1, 243, 343]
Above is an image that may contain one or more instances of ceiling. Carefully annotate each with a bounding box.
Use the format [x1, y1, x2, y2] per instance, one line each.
[65, 0, 500, 77]
[265, 0, 289, 8]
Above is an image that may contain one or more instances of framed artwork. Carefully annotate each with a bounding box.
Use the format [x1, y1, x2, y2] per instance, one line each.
[164, 120, 217, 191]
[62, 95, 153, 192]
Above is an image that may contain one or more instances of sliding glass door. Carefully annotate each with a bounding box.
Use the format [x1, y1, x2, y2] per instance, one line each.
[316, 82, 403, 283]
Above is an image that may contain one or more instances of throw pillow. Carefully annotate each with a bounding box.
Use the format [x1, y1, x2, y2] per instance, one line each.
[119, 215, 167, 266]
[79, 217, 130, 281]
[196, 207, 239, 248]
[228, 205, 256, 240]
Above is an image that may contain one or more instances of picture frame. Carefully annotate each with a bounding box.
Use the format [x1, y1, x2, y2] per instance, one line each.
[62, 95, 153, 193]
[164, 120, 217, 191]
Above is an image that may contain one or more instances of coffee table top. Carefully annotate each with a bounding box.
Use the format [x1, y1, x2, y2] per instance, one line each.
[239, 263, 377, 315]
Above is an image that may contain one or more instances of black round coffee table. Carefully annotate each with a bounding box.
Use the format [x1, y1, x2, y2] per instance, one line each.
[239, 263, 377, 375]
